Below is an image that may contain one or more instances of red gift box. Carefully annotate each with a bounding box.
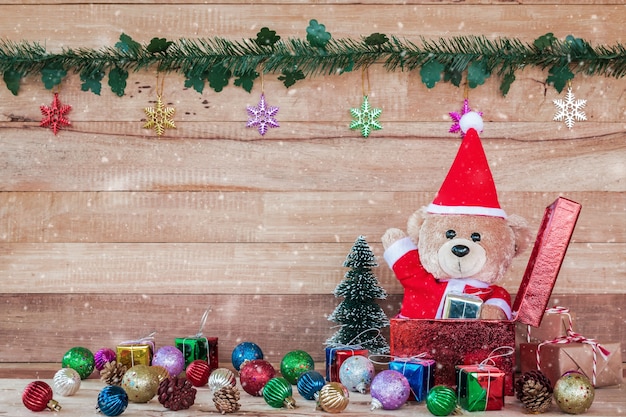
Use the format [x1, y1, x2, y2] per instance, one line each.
[325, 347, 368, 382]
[391, 197, 581, 396]
[456, 364, 505, 411]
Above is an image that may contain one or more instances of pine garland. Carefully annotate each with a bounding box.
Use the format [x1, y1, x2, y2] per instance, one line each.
[1, 29, 624, 97]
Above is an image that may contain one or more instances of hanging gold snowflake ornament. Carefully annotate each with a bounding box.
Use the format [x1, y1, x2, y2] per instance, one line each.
[350, 95, 382, 138]
[144, 95, 176, 136]
[553, 86, 587, 129]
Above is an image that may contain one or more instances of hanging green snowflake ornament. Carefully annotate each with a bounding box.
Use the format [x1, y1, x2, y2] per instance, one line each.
[350, 95, 382, 138]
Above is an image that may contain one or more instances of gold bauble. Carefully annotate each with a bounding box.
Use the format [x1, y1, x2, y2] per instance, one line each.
[316, 382, 350, 413]
[553, 372, 595, 414]
[151, 365, 170, 384]
[121, 364, 160, 403]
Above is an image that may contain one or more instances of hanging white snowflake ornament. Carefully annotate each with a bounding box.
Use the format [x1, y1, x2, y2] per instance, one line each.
[246, 93, 279, 136]
[553, 86, 587, 129]
[350, 95, 382, 138]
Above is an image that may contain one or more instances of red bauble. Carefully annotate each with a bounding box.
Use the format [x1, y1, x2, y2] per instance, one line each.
[22, 381, 62, 412]
[239, 359, 276, 396]
[186, 360, 211, 387]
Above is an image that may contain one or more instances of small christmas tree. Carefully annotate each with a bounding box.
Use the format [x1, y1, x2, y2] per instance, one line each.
[327, 235, 390, 354]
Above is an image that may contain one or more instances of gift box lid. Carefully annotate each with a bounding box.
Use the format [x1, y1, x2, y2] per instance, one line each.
[511, 197, 581, 327]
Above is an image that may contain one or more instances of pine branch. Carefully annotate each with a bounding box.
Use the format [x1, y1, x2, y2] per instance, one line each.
[1, 34, 624, 95]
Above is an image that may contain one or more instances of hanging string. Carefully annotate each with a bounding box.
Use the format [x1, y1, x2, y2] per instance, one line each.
[155, 72, 165, 98]
[361, 66, 371, 97]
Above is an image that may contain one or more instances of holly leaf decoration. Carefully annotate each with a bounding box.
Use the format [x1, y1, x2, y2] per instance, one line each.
[234, 70, 259, 93]
[565, 34, 592, 58]
[108, 67, 128, 96]
[306, 19, 331, 48]
[443, 68, 463, 87]
[500, 71, 516, 96]
[255, 27, 280, 47]
[208, 65, 231, 92]
[184, 70, 207, 94]
[278, 67, 305, 88]
[364, 33, 389, 47]
[3, 69, 22, 95]
[420, 60, 444, 88]
[115, 33, 141, 53]
[80, 70, 104, 95]
[41, 63, 67, 90]
[467, 60, 490, 88]
[534, 33, 556, 50]
[546, 64, 574, 93]
[146, 37, 173, 54]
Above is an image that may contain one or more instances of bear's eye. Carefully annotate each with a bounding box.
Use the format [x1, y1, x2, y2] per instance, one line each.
[445, 230, 456, 239]
[471, 232, 481, 242]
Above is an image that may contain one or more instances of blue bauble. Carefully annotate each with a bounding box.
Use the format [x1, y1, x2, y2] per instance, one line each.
[97, 385, 128, 416]
[297, 370, 326, 400]
[231, 342, 264, 371]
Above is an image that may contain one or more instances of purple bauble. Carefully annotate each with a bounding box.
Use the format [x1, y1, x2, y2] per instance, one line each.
[94, 348, 117, 371]
[152, 346, 185, 378]
[370, 370, 410, 410]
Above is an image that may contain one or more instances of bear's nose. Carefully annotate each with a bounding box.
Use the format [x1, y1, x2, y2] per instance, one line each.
[451, 245, 470, 258]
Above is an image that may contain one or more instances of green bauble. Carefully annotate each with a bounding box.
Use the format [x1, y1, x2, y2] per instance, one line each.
[61, 347, 95, 380]
[121, 365, 159, 403]
[554, 372, 595, 415]
[280, 350, 314, 384]
[263, 377, 296, 409]
[426, 385, 458, 416]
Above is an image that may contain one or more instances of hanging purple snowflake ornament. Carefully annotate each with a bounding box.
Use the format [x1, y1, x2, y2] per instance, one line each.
[246, 93, 279, 136]
[449, 99, 482, 137]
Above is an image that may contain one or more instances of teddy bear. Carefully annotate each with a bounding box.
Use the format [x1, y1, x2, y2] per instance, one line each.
[382, 112, 531, 321]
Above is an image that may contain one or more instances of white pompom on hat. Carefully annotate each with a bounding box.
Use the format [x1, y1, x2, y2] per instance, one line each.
[427, 112, 507, 218]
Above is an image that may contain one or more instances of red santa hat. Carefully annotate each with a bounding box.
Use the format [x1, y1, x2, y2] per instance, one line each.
[427, 112, 507, 218]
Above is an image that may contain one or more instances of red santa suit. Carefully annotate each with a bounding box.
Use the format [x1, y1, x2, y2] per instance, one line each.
[384, 236, 512, 320]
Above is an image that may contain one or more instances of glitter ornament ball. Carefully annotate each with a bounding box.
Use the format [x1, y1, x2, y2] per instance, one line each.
[97, 385, 129, 416]
[426, 385, 458, 416]
[61, 346, 95, 379]
[208, 367, 237, 392]
[94, 348, 117, 372]
[280, 350, 315, 384]
[554, 371, 595, 414]
[297, 370, 326, 400]
[263, 377, 296, 409]
[53, 368, 82, 396]
[121, 364, 160, 403]
[152, 345, 185, 378]
[339, 355, 375, 394]
[239, 359, 276, 396]
[22, 381, 62, 412]
[186, 359, 211, 387]
[317, 382, 350, 413]
[231, 341, 264, 371]
[370, 370, 410, 410]
[151, 366, 170, 384]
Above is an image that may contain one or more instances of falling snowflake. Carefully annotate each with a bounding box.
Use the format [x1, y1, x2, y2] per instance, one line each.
[449, 99, 482, 137]
[350, 95, 382, 138]
[246, 93, 279, 136]
[40, 93, 71, 135]
[144, 95, 176, 136]
[553, 86, 587, 129]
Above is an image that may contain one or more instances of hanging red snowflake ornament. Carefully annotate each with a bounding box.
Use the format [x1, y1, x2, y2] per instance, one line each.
[246, 93, 279, 136]
[449, 99, 482, 137]
[40, 93, 71, 135]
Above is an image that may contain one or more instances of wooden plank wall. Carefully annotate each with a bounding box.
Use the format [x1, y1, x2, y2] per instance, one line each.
[0, 1, 624, 373]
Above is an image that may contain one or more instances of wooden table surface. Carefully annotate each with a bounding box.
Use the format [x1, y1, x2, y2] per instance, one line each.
[2, 377, 624, 416]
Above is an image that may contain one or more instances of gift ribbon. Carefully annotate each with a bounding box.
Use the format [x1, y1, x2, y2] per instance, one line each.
[536, 330, 611, 386]
[182, 307, 211, 362]
[526, 305, 573, 343]
[120, 331, 156, 367]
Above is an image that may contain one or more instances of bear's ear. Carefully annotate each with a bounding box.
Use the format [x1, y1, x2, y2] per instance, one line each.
[507, 214, 532, 257]
[406, 207, 429, 245]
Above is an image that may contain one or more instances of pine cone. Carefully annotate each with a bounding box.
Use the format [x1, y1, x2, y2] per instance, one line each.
[516, 370, 553, 413]
[100, 361, 127, 386]
[213, 385, 241, 414]
[158, 376, 197, 411]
